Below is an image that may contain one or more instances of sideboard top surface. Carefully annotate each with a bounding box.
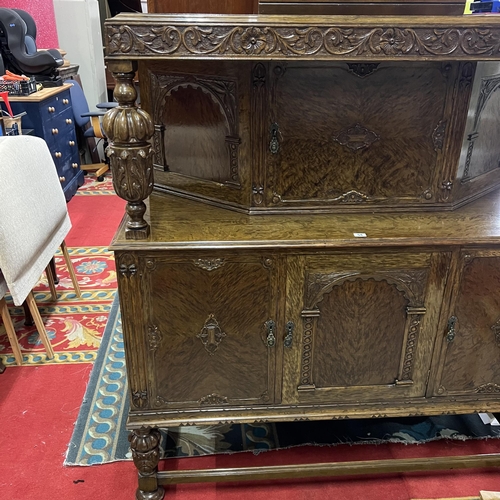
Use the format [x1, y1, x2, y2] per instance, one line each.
[110, 189, 500, 251]
[104, 13, 500, 61]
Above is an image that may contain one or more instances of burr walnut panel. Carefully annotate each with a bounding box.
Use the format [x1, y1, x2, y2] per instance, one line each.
[432, 250, 500, 397]
[143, 253, 279, 408]
[282, 251, 449, 405]
[266, 61, 453, 208]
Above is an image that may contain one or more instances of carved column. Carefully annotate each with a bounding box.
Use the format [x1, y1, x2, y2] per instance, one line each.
[103, 61, 155, 240]
[129, 426, 164, 500]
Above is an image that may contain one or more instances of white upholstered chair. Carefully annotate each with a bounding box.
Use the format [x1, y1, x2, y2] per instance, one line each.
[0, 135, 81, 364]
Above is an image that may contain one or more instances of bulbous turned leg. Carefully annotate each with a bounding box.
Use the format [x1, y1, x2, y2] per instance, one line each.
[129, 426, 165, 500]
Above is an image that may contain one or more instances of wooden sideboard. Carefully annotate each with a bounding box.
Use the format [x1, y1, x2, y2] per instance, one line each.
[104, 13, 500, 499]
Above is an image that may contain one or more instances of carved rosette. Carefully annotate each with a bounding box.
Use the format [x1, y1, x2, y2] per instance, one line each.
[106, 24, 500, 60]
[103, 68, 155, 240]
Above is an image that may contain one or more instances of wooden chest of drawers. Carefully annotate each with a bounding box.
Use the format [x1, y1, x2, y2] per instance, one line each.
[10, 85, 84, 201]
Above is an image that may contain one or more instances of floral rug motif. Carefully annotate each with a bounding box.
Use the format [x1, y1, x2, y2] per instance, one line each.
[65, 296, 500, 466]
[75, 171, 115, 196]
[0, 246, 117, 366]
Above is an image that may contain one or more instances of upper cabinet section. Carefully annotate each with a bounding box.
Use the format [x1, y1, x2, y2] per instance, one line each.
[106, 14, 500, 216]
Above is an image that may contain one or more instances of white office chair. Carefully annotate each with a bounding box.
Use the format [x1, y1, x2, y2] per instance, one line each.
[0, 135, 81, 364]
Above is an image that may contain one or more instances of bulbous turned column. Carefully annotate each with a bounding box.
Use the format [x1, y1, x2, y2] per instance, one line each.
[129, 426, 164, 500]
[103, 60, 154, 240]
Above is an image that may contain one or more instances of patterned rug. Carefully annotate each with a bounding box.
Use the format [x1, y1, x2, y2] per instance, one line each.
[0, 246, 116, 366]
[65, 296, 500, 466]
[75, 171, 115, 196]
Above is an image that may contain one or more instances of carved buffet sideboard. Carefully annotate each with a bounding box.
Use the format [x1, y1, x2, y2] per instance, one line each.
[104, 13, 500, 499]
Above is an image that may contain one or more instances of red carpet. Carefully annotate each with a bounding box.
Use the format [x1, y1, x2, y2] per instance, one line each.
[1, 179, 499, 499]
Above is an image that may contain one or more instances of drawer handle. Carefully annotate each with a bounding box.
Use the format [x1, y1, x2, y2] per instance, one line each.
[66, 118, 72, 125]
[69, 141, 75, 147]
[48, 106, 55, 113]
[446, 316, 457, 343]
[52, 128, 59, 135]
[55, 152, 62, 158]
[63, 99, 69, 105]
[284, 321, 294, 348]
[265, 320, 276, 348]
[59, 176, 66, 182]
[72, 162, 78, 169]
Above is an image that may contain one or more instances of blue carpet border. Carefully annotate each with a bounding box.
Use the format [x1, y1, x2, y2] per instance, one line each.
[64, 295, 129, 465]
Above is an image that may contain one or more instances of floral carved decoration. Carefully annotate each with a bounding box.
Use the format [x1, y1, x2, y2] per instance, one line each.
[106, 24, 500, 59]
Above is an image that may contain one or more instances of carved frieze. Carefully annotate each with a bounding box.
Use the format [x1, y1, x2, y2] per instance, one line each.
[306, 269, 429, 310]
[106, 24, 500, 60]
[197, 314, 226, 354]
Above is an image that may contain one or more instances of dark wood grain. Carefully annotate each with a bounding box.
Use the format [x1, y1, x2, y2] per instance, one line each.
[435, 251, 500, 396]
[144, 254, 277, 407]
[148, 0, 257, 14]
[259, 2, 465, 16]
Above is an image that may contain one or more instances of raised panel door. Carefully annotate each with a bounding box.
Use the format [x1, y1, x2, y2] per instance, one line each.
[141, 252, 281, 410]
[430, 249, 500, 398]
[282, 251, 450, 404]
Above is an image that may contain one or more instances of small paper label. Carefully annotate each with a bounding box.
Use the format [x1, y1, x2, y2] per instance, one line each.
[353, 233, 367, 238]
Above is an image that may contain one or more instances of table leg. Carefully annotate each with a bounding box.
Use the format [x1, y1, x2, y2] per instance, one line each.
[129, 426, 165, 500]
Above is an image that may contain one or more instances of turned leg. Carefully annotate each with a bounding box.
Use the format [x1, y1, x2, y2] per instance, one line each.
[129, 426, 164, 500]
[22, 301, 33, 327]
[49, 257, 59, 284]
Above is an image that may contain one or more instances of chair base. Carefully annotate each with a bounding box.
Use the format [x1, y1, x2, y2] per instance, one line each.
[81, 162, 109, 181]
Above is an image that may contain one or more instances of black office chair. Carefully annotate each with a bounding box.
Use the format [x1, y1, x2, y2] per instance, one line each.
[0, 8, 63, 83]
[66, 79, 117, 181]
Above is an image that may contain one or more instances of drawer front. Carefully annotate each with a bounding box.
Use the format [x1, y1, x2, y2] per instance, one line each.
[42, 107, 75, 148]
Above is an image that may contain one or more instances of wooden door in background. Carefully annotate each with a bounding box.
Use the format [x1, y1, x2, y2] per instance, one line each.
[147, 0, 257, 13]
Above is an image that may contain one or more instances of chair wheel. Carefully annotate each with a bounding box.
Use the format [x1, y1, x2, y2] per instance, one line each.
[97, 175, 105, 182]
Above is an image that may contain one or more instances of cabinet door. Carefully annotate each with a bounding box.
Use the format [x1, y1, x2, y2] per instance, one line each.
[430, 250, 500, 398]
[142, 253, 280, 410]
[282, 252, 449, 404]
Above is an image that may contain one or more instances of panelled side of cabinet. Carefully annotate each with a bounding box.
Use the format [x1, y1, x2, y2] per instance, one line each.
[429, 248, 500, 398]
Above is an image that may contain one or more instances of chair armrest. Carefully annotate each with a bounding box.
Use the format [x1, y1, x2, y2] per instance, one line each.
[81, 111, 106, 118]
[96, 102, 118, 109]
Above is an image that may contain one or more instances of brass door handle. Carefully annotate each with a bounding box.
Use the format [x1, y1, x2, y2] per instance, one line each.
[265, 320, 276, 348]
[52, 128, 59, 135]
[446, 316, 457, 343]
[284, 321, 294, 348]
[59, 176, 66, 182]
[72, 163, 78, 169]
[48, 106, 55, 113]
[55, 152, 62, 158]
[66, 118, 72, 124]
